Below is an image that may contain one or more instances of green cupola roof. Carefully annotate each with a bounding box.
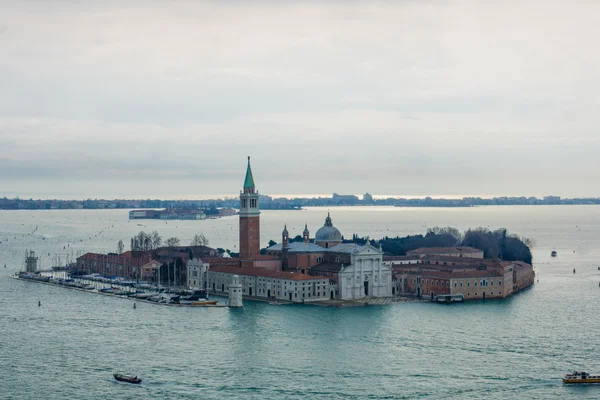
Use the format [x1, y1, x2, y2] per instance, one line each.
[243, 156, 255, 188]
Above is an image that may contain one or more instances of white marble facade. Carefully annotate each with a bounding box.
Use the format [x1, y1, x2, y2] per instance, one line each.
[337, 245, 392, 300]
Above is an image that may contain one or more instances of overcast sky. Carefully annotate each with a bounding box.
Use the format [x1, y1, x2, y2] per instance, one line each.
[1, 1, 599, 199]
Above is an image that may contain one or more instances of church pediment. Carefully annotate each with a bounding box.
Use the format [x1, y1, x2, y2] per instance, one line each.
[353, 244, 384, 256]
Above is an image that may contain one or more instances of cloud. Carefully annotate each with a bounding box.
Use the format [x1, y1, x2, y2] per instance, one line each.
[1, 0, 599, 198]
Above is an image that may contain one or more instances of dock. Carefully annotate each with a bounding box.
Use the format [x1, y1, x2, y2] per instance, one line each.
[10, 274, 228, 307]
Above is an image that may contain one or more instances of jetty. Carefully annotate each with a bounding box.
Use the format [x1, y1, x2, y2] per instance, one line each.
[10, 273, 228, 308]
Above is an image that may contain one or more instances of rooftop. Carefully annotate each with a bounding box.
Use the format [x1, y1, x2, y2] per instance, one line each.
[310, 262, 344, 273]
[407, 246, 483, 254]
[266, 242, 326, 253]
[209, 265, 328, 281]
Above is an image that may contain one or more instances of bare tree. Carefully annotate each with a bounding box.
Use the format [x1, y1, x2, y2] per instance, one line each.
[190, 233, 209, 246]
[151, 231, 162, 249]
[166, 237, 180, 247]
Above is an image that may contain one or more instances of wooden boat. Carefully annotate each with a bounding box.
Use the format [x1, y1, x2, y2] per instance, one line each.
[113, 373, 142, 384]
[563, 371, 600, 384]
[191, 300, 218, 306]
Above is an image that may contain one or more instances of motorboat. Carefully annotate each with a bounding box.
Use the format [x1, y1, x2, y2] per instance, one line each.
[190, 300, 218, 306]
[563, 371, 600, 384]
[113, 373, 142, 384]
[179, 290, 209, 305]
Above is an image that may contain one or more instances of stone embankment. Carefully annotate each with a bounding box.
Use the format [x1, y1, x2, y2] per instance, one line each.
[309, 296, 425, 307]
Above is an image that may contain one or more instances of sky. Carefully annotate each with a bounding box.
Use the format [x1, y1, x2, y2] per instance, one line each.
[1, 0, 599, 199]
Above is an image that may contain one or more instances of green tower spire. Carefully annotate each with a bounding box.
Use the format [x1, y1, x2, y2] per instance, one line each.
[243, 156, 255, 189]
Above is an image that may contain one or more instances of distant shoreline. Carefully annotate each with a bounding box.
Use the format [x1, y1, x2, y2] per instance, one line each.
[1, 194, 599, 210]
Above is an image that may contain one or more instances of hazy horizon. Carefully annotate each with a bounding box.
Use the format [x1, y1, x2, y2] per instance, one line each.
[1, 192, 590, 202]
[2, 1, 599, 198]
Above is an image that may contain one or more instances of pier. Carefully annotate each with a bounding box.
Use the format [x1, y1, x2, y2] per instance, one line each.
[10, 273, 228, 308]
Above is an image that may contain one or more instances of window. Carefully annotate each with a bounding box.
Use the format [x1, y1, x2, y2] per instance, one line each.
[491, 291, 494, 295]
[460, 282, 463, 287]
[499, 281, 502, 286]
[454, 282, 457, 287]
[467, 282, 470, 287]
[491, 281, 494, 286]
[475, 282, 478, 286]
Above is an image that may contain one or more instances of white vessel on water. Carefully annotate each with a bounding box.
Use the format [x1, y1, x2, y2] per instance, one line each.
[563, 371, 600, 384]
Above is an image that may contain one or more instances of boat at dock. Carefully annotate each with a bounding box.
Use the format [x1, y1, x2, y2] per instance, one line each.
[113, 373, 142, 384]
[179, 290, 210, 305]
[133, 293, 155, 299]
[434, 294, 464, 303]
[563, 371, 600, 384]
[191, 300, 218, 306]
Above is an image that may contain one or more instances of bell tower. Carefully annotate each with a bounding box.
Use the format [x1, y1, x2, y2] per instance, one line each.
[239, 157, 260, 259]
[281, 224, 289, 270]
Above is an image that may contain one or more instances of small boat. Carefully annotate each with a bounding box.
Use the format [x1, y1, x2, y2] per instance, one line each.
[179, 290, 209, 305]
[113, 373, 142, 384]
[191, 300, 218, 306]
[563, 371, 600, 384]
[551, 251, 557, 257]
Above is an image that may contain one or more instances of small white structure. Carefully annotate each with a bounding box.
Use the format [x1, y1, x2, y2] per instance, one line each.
[25, 250, 38, 272]
[228, 275, 243, 308]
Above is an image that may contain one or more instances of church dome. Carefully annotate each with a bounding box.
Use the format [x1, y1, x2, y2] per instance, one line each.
[315, 213, 342, 242]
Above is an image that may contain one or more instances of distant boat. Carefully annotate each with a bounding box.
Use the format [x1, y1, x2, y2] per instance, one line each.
[551, 251, 557, 257]
[113, 373, 142, 384]
[563, 371, 600, 384]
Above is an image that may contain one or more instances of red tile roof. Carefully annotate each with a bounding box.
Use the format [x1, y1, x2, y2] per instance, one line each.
[209, 266, 328, 281]
[383, 255, 420, 261]
[394, 267, 502, 279]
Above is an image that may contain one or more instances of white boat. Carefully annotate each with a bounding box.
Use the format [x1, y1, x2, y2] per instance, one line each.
[563, 371, 600, 384]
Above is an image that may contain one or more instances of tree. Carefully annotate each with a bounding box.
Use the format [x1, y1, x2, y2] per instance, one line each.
[117, 240, 124, 254]
[268, 240, 277, 247]
[190, 233, 209, 246]
[427, 227, 463, 245]
[151, 231, 162, 249]
[166, 237, 180, 247]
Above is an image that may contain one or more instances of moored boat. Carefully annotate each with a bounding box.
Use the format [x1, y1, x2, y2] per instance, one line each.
[113, 373, 142, 384]
[563, 371, 600, 384]
[191, 300, 218, 306]
[179, 290, 210, 305]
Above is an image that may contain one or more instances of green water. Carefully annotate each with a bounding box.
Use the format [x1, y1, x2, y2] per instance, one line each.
[1, 207, 599, 399]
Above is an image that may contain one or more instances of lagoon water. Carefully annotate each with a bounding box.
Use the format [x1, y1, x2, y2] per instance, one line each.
[1, 206, 599, 399]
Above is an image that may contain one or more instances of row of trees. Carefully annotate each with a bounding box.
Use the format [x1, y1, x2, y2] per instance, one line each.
[347, 226, 533, 264]
[125, 231, 210, 252]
